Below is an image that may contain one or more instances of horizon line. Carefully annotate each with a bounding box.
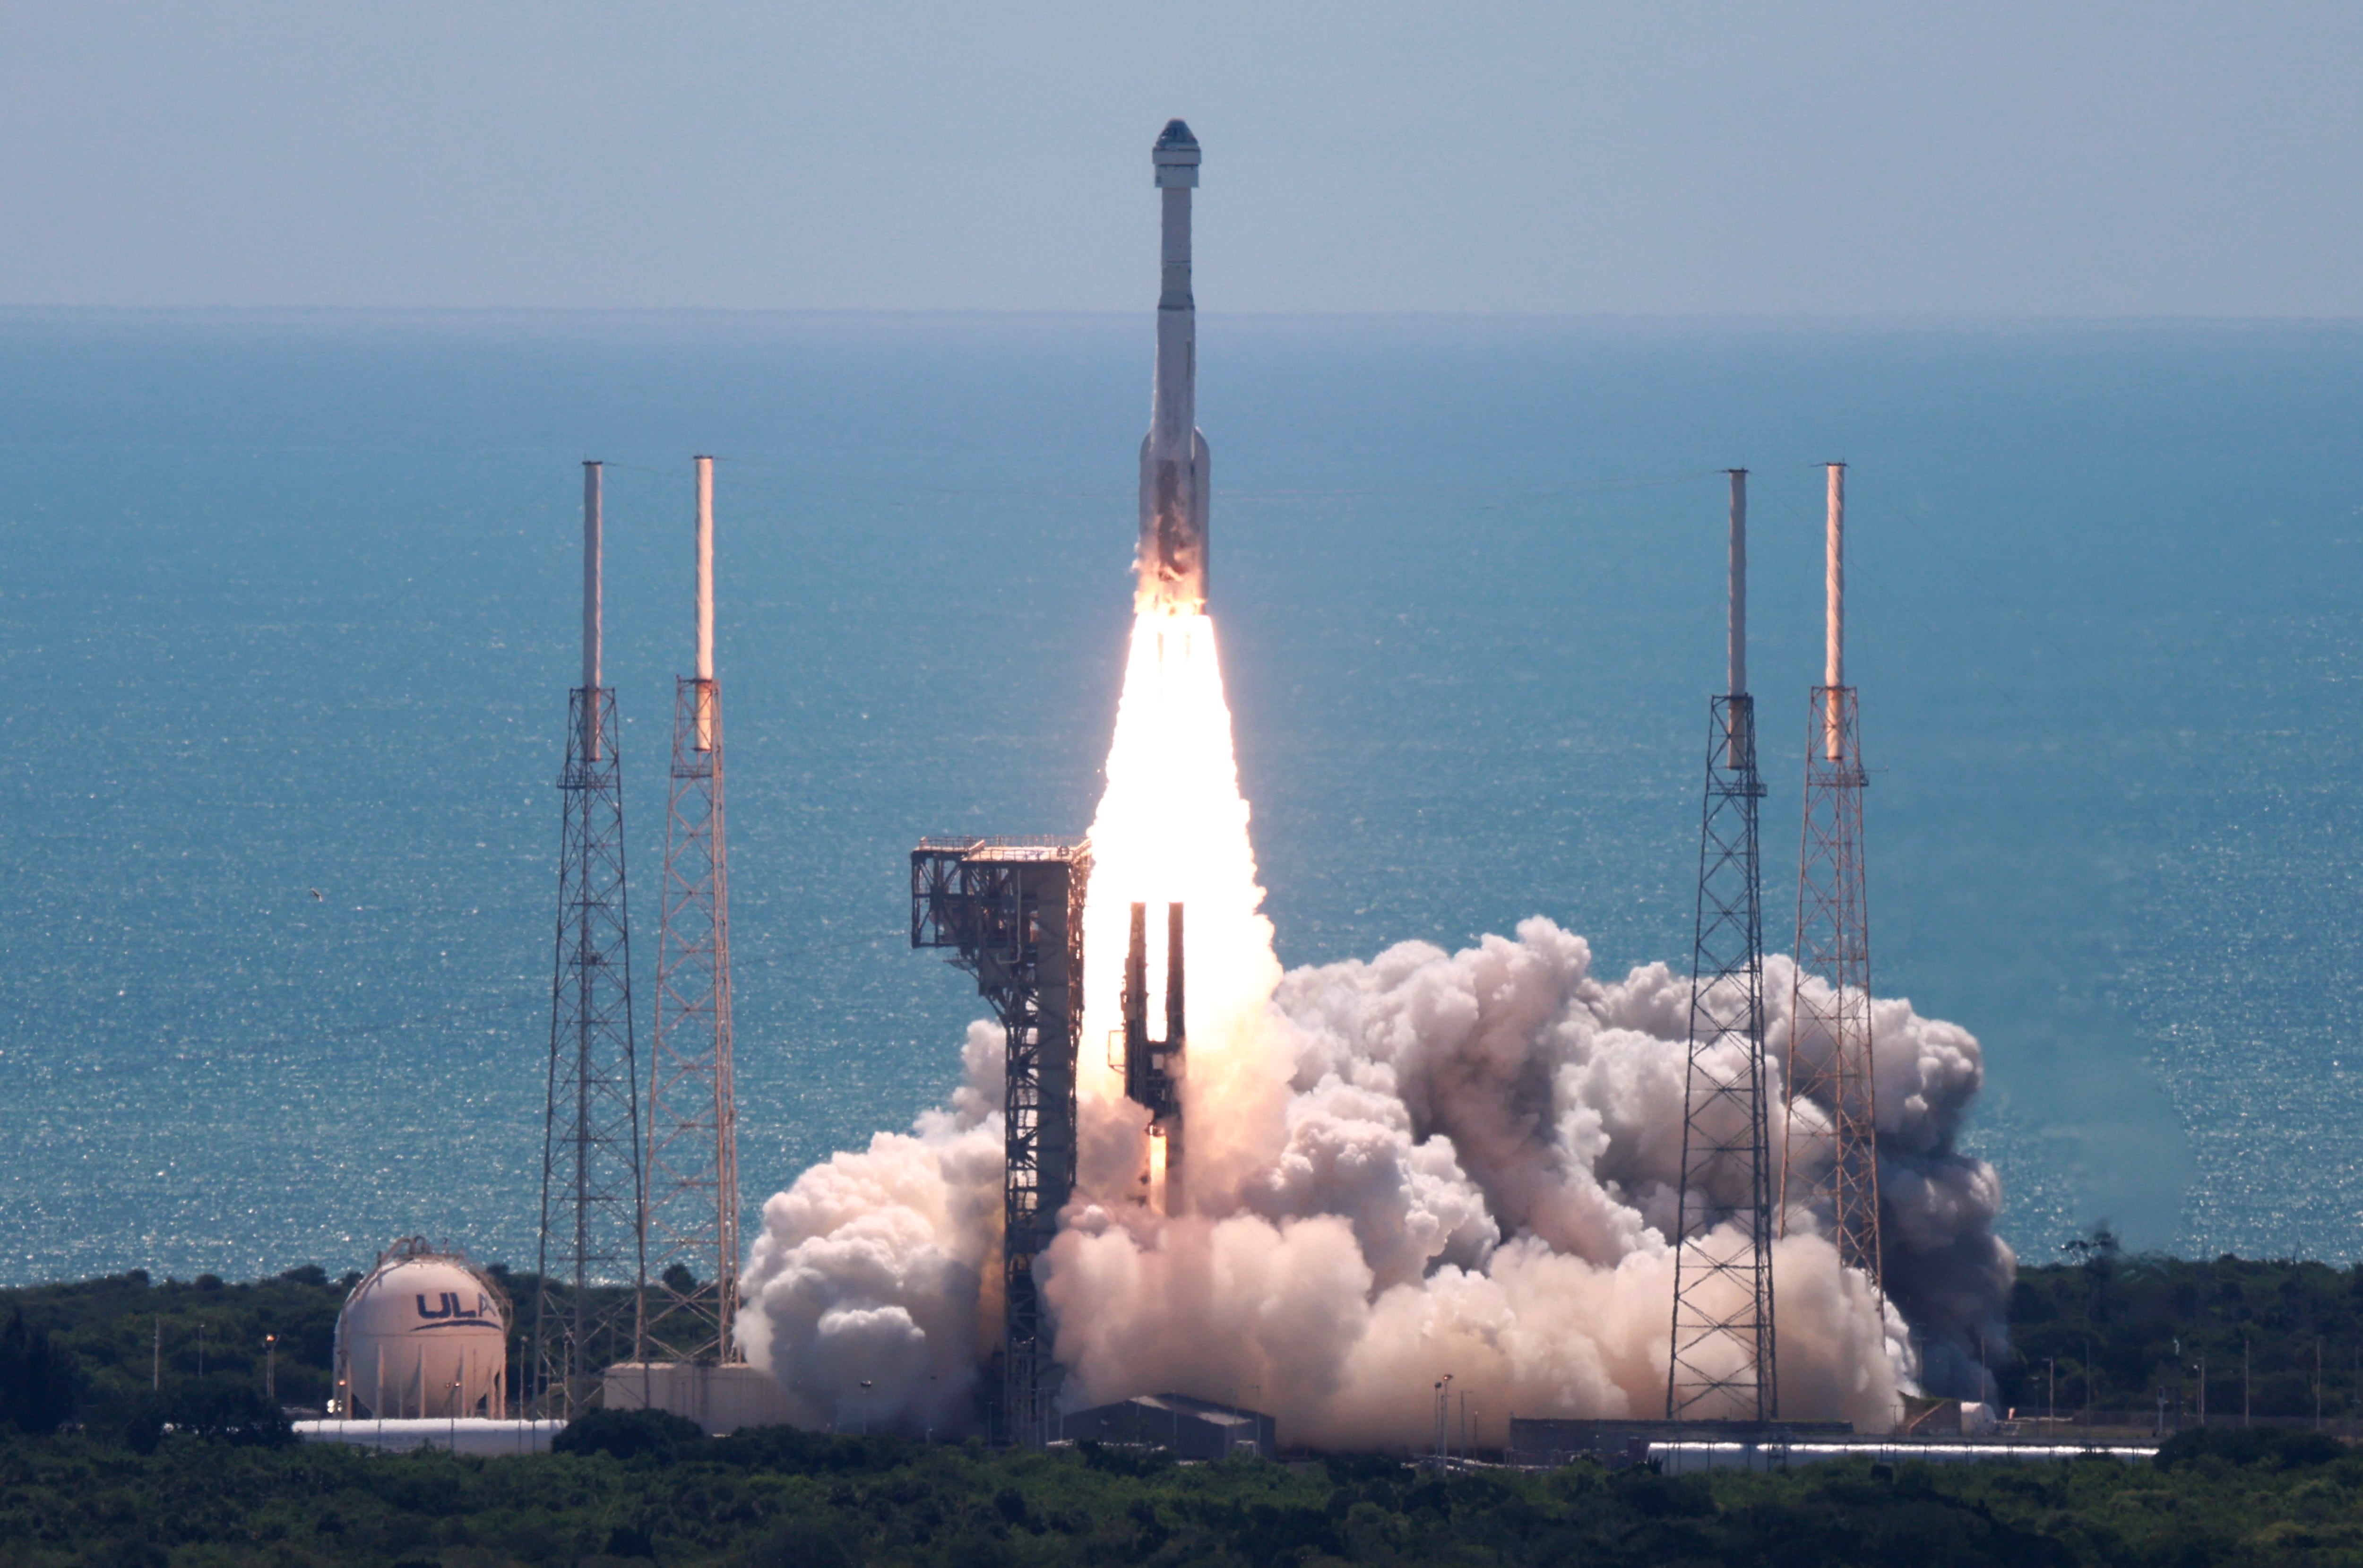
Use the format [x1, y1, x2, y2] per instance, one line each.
[1, 303, 2361, 329]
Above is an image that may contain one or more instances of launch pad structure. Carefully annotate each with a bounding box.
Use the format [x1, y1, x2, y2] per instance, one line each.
[535, 461, 649, 1418]
[646, 456, 744, 1363]
[1667, 469, 1779, 1424]
[1781, 464, 1883, 1295]
[910, 836, 1091, 1448]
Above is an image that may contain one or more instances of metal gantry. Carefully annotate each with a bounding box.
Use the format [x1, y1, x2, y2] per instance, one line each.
[1668, 470, 1778, 1423]
[645, 456, 742, 1365]
[534, 461, 647, 1418]
[535, 684, 648, 1416]
[910, 837, 1090, 1448]
[1782, 463, 1881, 1295]
[646, 675, 740, 1361]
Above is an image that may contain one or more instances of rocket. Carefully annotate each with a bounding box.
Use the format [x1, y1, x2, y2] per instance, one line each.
[1138, 120, 1208, 614]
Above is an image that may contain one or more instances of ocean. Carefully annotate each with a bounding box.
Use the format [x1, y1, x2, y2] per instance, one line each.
[0, 308, 2357, 1285]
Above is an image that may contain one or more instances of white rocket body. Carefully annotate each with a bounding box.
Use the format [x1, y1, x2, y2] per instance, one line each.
[1138, 120, 1209, 614]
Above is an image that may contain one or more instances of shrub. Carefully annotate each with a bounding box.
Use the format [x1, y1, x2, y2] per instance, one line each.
[1078, 1438, 1174, 1477]
[2155, 1425, 2347, 1471]
[164, 1376, 294, 1446]
[0, 1309, 79, 1433]
[553, 1406, 706, 1463]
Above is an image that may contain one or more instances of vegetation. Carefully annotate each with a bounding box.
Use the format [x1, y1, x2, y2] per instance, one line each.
[0, 1316, 76, 1437]
[11, 1255, 2363, 1562]
[0, 1266, 642, 1441]
[2002, 1232, 2363, 1422]
[6, 1422, 2363, 1564]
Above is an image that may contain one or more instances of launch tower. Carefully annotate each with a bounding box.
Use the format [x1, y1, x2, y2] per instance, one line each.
[1666, 469, 1779, 1422]
[535, 461, 648, 1417]
[909, 837, 1091, 1448]
[646, 456, 743, 1362]
[1781, 464, 1882, 1293]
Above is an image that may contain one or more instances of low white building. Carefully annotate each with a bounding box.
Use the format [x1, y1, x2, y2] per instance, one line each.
[601, 1361, 799, 1435]
[294, 1418, 563, 1456]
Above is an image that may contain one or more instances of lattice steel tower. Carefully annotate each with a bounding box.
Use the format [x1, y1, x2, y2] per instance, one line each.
[1667, 468, 1779, 1423]
[535, 460, 647, 1416]
[647, 456, 742, 1362]
[1781, 463, 1881, 1294]
[910, 838, 1090, 1449]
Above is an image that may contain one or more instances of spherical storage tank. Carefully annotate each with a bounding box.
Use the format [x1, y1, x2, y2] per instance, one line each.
[334, 1237, 509, 1418]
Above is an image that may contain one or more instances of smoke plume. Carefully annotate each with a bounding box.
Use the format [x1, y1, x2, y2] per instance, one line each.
[738, 611, 2013, 1444]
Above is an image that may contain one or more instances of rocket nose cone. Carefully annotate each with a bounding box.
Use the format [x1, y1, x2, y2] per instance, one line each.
[1156, 119, 1198, 150]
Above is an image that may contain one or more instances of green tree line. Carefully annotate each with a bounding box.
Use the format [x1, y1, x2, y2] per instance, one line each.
[1999, 1233, 2363, 1423]
[1, 1414, 2360, 1565]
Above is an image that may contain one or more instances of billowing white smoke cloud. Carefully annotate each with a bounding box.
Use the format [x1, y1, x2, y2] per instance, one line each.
[739, 920, 2012, 1443]
[735, 1022, 1008, 1437]
[738, 610, 2013, 1444]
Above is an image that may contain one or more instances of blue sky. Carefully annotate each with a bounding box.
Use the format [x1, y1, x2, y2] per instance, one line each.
[2, 1, 2358, 314]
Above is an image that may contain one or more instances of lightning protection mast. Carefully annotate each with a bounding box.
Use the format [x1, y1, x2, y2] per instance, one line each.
[1781, 463, 1881, 1297]
[1667, 468, 1778, 1423]
[647, 456, 744, 1363]
[535, 460, 648, 1417]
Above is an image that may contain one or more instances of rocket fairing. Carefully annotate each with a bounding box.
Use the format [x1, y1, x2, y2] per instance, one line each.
[1138, 120, 1209, 614]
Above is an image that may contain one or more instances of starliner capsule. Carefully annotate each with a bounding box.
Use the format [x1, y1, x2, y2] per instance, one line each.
[1138, 120, 1208, 614]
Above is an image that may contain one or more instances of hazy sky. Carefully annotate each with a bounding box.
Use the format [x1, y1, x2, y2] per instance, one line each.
[3, 2, 2358, 315]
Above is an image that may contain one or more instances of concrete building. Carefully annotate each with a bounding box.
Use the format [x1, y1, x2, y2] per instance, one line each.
[1060, 1392, 1274, 1459]
[601, 1361, 799, 1436]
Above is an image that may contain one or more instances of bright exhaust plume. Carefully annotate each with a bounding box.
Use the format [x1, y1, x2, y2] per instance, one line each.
[738, 608, 2014, 1445]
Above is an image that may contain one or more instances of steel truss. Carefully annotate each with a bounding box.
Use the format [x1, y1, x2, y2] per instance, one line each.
[1667, 694, 1779, 1422]
[910, 837, 1090, 1449]
[647, 675, 741, 1362]
[1782, 686, 1881, 1291]
[535, 687, 647, 1417]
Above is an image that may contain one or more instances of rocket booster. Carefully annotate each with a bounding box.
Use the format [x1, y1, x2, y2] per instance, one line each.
[1121, 899, 1186, 1210]
[1138, 120, 1209, 614]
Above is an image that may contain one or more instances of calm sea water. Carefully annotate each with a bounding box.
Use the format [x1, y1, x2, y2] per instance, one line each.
[0, 309, 2357, 1286]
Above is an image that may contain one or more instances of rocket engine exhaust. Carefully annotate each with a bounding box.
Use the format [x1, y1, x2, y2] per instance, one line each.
[1138, 120, 1209, 614]
[732, 121, 2016, 1453]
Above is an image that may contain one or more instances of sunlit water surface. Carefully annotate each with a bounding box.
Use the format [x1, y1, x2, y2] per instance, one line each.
[1, 310, 2357, 1284]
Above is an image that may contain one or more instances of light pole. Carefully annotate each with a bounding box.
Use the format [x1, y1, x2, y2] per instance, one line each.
[265, 1335, 277, 1402]
[858, 1379, 874, 1438]
[1433, 1375, 1453, 1464]
[2046, 1359, 2055, 1428]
